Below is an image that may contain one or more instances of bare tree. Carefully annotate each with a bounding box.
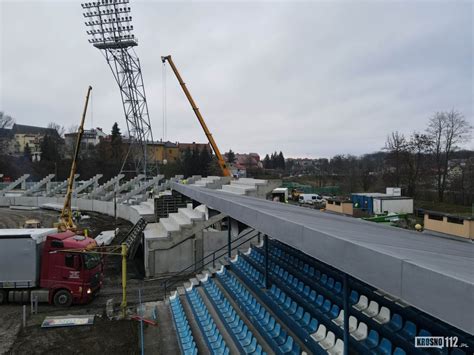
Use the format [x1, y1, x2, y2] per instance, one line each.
[47, 122, 65, 137]
[0, 111, 14, 129]
[67, 124, 80, 134]
[427, 110, 472, 202]
[383, 131, 407, 186]
[405, 133, 431, 197]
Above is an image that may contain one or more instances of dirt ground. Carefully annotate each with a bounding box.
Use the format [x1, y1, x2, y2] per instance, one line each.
[9, 317, 138, 355]
[0, 208, 142, 355]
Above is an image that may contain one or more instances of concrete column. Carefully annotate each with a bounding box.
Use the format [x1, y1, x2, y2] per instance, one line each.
[227, 216, 232, 258]
[264, 234, 269, 289]
[343, 273, 349, 355]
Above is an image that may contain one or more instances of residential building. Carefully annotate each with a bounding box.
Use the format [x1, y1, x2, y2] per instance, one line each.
[178, 142, 212, 156]
[11, 124, 60, 162]
[64, 127, 107, 154]
[147, 141, 180, 163]
[233, 153, 262, 170]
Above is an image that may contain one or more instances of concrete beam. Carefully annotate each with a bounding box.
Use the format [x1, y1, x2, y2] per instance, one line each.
[102, 174, 146, 201]
[87, 174, 125, 199]
[23, 174, 55, 196]
[118, 175, 163, 204]
[72, 174, 103, 197]
[0, 174, 30, 196]
[46, 174, 79, 197]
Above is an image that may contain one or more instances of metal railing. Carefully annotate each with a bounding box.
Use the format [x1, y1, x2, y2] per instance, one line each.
[161, 228, 260, 299]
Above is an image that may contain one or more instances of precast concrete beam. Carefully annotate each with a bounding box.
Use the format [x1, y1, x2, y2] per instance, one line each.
[118, 175, 163, 203]
[0, 174, 30, 196]
[23, 174, 55, 196]
[88, 174, 125, 199]
[46, 174, 79, 197]
[102, 174, 146, 201]
[72, 174, 103, 197]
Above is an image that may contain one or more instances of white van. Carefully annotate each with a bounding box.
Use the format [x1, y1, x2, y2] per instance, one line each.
[298, 193, 323, 205]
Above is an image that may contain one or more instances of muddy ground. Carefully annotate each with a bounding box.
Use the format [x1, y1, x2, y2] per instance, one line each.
[0, 208, 145, 354]
[9, 317, 138, 355]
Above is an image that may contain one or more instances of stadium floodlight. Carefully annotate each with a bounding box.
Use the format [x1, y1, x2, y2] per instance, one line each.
[81, 0, 154, 176]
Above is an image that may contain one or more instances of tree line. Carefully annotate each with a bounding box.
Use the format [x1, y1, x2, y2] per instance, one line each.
[1, 110, 472, 204]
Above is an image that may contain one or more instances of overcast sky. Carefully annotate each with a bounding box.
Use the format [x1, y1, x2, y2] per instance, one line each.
[1, 0, 472, 158]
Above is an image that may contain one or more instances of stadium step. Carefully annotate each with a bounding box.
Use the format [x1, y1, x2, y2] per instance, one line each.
[212, 275, 273, 354]
[196, 286, 240, 354]
[178, 293, 209, 353]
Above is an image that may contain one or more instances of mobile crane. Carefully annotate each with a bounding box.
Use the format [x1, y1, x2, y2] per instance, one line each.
[57, 85, 92, 232]
[161, 55, 231, 177]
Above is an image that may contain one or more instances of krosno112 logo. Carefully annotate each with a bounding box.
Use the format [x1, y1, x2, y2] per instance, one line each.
[415, 336, 459, 349]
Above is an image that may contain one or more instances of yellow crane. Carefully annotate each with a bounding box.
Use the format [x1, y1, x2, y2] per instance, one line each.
[161, 55, 231, 177]
[57, 86, 93, 232]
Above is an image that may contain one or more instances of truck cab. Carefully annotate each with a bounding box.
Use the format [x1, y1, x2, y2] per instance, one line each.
[40, 231, 102, 306]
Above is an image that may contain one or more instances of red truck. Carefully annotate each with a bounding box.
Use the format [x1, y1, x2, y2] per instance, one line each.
[0, 228, 102, 306]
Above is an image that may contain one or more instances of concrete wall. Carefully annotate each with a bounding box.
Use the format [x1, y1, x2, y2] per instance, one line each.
[150, 238, 195, 276]
[147, 229, 259, 276]
[0, 196, 142, 224]
[326, 200, 353, 215]
[424, 214, 473, 240]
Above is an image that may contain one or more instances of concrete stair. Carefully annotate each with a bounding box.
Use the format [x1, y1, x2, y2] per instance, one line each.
[169, 212, 193, 229]
[160, 217, 181, 235]
[178, 206, 205, 222]
[221, 184, 256, 195]
[220, 178, 281, 198]
[193, 176, 231, 189]
[233, 178, 268, 186]
[144, 205, 228, 276]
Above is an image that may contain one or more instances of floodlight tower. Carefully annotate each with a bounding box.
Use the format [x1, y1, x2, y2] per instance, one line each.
[81, 0, 154, 176]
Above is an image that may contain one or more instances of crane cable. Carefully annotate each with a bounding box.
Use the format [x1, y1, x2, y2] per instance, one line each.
[162, 61, 167, 141]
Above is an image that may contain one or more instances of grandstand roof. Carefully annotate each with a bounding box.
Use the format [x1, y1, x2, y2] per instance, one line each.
[172, 182, 474, 334]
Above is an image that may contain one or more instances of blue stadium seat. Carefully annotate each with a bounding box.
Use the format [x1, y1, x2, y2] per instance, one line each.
[399, 321, 416, 341]
[169, 296, 199, 355]
[307, 318, 318, 333]
[363, 329, 379, 349]
[350, 290, 359, 304]
[322, 299, 332, 313]
[393, 347, 406, 355]
[386, 313, 403, 332]
[418, 329, 431, 337]
[315, 295, 324, 307]
[373, 337, 392, 355]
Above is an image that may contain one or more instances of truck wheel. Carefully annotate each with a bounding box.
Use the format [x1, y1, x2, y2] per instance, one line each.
[0, 290, 7, 304]
[53, 290, 72, 307]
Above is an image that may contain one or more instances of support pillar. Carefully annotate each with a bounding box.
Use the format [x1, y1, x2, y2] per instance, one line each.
[264, 234, 269, 289]
[227, 216, 231, 258]
[343, 273, 349, 355]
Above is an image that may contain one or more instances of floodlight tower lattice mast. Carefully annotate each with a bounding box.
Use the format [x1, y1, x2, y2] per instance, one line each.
[81, 0, 154, 176]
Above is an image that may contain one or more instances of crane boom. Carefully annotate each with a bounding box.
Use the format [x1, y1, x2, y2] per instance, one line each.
[161, 55, 231, 177]
[58, 86, 93, 232]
